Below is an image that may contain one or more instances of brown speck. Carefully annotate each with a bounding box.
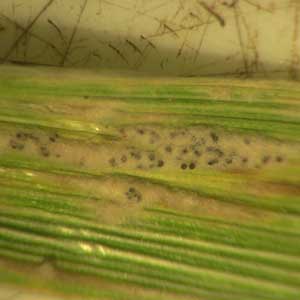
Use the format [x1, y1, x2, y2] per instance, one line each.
[182, 148, 189, 155]
[244, 138, 251, 145]
[242, 157, 248, 164]
[276, 156, 283, 163]
[40, 146, 50, 157]
[130, 151, 141, 160]
[191, 135, 197, 142]
[181, 163, 187, 170]
[206, 147, 223, 157]
[121, 155, 127, 163]
[148, 153, 155, 161]
[210, 132, 219, 143]
[165, 145, 172, 153]
[215, 149, 224, 157]
[262, 155, 270, 164]
[170, 132, 176, 139]
[16, 132, 27, 140]
[194, 150, 201, 157]
[137, 128, 145, 135]
[208, 159, 218, 166]
[157, 160, 164, 167]
[49, 136, 56, 143]
[226, 158, 233, 164]
[129, 187, 135, 193]
[119, 128, 126, 136]
[109, 157, 117, 166]
[27, 134, 39, 142]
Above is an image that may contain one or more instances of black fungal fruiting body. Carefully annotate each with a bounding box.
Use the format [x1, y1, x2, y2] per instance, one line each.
[130, 151, 141, 160]
[16, 132, 27, 140]
[189, 162, 196, 170]
[208, 159, 219, 166]
[157, 160, 164, 167]
[210, 132, 219, 143]
[121, 155, 127, 163]
[262, 156, 271, 164]
[40, 145, 50, 157]
[126, 187, 142, 202]
[194, 150, 201, 157]
[165, 145, 172, 153]
[181, 163, 187, 170]
[109, 157, 117, 167]
[148, 153, 155, 161]
[137, 129, 145, 135]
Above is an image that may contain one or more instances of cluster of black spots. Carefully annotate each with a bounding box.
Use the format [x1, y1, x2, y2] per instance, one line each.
[9, 131, 30, 150]
[40, 132, 59, 158]
[10, 139, 24, 150]
[16, 132, 27, 141]
[126, 187, 142, 202]
[130, 151, 142, 160]
[206, 146, 224, 157]
[10, 131, 61, 159]
[118, 127, 286, 171]
[180, 162, 196, 170]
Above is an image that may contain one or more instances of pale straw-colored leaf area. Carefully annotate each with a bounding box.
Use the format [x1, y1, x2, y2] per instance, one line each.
[0, 64, 299, 300]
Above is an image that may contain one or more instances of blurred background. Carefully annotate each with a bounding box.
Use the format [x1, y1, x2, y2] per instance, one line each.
[0, 0, 299, 79]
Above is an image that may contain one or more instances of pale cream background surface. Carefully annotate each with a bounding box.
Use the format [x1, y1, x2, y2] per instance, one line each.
[0, 1, 299, 76]
[0, 1, 299, 300]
